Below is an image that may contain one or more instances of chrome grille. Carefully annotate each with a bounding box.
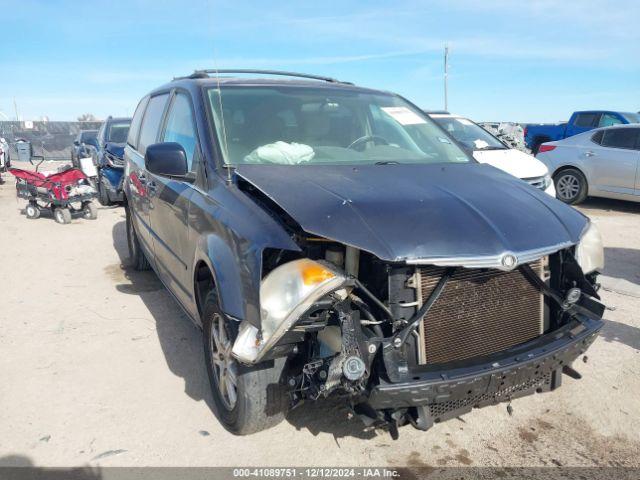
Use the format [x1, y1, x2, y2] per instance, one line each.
[418, 261, 543, 364]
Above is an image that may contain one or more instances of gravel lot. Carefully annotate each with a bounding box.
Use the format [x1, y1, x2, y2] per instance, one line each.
[0, 162, 639, 470]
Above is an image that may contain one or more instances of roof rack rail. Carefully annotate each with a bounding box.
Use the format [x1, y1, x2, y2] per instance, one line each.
[176, 69, 352, 84]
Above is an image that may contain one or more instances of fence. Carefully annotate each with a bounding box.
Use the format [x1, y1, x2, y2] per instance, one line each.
[0, 120, 102, 162]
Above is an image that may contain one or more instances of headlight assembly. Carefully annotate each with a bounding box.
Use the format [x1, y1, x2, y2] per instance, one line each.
[232, 259, 347, 363]
[575, 221, 604, 274]
[542, 173, 552, 190]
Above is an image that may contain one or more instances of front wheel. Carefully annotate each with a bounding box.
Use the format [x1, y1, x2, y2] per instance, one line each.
[202, 291, 288, 435]
[53, 207, 72, 224]
[554, 168, 588, 204]
[82, 201, 98, 220]
[97, 178, 111, 206]
[25, 203, 40, 219]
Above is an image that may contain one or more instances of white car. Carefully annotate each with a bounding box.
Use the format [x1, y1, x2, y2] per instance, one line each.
[429, 113, 555, 196]
[536, 124, 640, 204]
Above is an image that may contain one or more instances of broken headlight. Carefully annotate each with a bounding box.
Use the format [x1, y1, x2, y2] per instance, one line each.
[232, 259, 347, 363]
[575, 221, 604, 274]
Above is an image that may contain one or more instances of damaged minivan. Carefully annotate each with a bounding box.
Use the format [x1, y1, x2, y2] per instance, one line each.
[123, 70, 606, 437]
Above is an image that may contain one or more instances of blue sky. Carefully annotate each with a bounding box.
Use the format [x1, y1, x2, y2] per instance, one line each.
[1, 0, 638, 122]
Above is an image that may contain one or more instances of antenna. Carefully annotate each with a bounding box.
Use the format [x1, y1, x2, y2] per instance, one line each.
[443, 44, 449, 112]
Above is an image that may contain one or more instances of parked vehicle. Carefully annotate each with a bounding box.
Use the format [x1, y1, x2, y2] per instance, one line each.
[9, 166, 98, 223]
[524, 111, 640, 154]
[429, 113, 555, 196]
[71, 130, 99, 164]
[536, 124, 640, 204]
[124, 70, 605, 437]
[93, 116, 131, 205]
[0, 137, 10, 183]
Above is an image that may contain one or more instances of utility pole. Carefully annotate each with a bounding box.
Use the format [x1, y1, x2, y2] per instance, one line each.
[443, 44, 449, 112]
[13, 97, 19, 122]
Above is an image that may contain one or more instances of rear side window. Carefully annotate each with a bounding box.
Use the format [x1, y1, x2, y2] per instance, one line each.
[601, 128, 639, 150]
[127, 96, 150, 149]
[574, 113, 599, 128]
[162, 92, 198, 171]
[138, 94, 169, 155]
[599, 113, 623, 128]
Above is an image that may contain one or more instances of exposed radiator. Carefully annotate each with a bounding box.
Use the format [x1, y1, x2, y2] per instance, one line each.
[417, 260, 544, 365]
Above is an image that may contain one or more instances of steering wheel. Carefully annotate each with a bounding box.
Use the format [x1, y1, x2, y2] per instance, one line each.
[347, 135, 390, 151]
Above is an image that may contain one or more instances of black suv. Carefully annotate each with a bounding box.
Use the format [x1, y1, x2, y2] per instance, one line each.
[123, 70, 605, 437]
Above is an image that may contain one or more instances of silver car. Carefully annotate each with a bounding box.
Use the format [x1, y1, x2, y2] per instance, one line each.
[536, 124, 640, 204]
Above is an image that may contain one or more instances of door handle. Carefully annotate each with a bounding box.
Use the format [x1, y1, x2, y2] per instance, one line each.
[147, 180, 158, 196]
[584, 151, 596, 157]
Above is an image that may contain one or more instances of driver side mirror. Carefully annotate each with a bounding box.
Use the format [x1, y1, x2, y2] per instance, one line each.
[73, 140, 80, 146]
[145, 142, 189, 178]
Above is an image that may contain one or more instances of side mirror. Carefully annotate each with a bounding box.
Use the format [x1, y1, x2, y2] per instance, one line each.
[73, 140, 80, 146]
[145, 142, 188, 178]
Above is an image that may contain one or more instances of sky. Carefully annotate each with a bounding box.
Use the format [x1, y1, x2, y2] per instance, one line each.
[0, 0, 638, 123]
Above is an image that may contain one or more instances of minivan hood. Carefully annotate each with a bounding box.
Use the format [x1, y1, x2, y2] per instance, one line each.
[235, 163, 586, 263]
[472, 148, 548, 179]
[105, 142, 125, 160]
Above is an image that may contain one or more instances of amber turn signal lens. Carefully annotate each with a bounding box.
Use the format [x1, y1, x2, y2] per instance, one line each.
[301, 263, 335, 285]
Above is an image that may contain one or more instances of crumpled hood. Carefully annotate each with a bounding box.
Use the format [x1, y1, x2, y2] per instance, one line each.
[472, 148, 548, 179]
[235, 163, 587, 262]
[105, 142, 125, 160]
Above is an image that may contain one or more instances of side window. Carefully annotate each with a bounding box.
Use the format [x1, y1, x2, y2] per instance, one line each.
[162, 93, 197, 170]
[97, 123, 106, 144]
[599, 113, 623, 128]
[591, 130, 604, 145]
[601, 128, 639, 150]
[574, 113, 599, 128]
[138, 94, 169, 155]
[127, 96, 150, 149]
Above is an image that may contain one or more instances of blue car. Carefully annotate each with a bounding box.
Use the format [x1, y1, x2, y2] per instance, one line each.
[94, 116, 131, 205]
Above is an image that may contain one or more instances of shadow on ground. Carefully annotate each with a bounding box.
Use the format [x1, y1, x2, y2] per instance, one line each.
[602, 247, 640, 287]
[600, 319, 640, 351]
[110, 220, 373, 439]
[0, 455, 101, 479]
[579, 197, 640, 214]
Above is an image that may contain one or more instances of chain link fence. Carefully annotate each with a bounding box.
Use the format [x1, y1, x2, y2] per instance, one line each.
[0, 120, 102, 162]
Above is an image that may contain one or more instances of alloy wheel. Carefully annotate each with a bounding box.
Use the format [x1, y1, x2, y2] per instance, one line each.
[556, 174, 580, 201]
[209, 313, 238, 410]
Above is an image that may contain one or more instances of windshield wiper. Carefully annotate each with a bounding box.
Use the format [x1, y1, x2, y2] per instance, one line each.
[374, 160, 401, 165]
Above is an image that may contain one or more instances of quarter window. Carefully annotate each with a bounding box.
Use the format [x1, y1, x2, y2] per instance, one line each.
[590, 130, 604, 145]
[601, 128, 639, 150]
[128, 96, 149, 148]
[138, 94, 169, 155]
[162, 93, 197, 170]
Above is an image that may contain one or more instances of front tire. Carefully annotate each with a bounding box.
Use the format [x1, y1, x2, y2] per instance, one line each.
[82, 201, 98, 220]
[97, 178, 111, 206]
[202, 291, 288, 435]
[125, 205, 150, 271]
[25, 203, 40, 219]
[554, 168, 588, 204]
[53, 207, 72, 224]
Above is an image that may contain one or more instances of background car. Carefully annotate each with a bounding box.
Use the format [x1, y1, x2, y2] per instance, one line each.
[429, 113, 555, 196]
[524, 110, 640, 154]
[93, 116, 131, 205]
[536, 124, 640, 204]
[71, 130, 98, 164]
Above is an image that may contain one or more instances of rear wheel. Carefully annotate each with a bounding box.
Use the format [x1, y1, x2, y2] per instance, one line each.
[125, 205, 150, 271]
[53, 207, 72, 224]
[97, 178, 111, 206]
[554, 168, 588, 204]
[25, 203, 40, 219]
[202, 291, 288, 435]
[82, 201, 98, 220]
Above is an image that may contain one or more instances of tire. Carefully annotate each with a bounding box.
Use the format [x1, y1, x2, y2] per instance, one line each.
[82, 201, 98, 220]
[53, 207, 72, 224]
[554, 168, 588, 205]
[97, 178, 111, 206]
[125, 205, 150, 271]
[25, 203, 40, 219]
[202, 290, 288, 435]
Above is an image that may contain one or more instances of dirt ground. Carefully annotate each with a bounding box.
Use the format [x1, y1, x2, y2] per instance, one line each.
[0, 162, 639, 470]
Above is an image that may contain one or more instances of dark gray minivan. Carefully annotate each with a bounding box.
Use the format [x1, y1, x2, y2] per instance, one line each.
[123, 70, 605, 438]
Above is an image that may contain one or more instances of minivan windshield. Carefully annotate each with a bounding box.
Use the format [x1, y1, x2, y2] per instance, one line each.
[207, 86, 470, 166]
[106, 120, 131, 144]
[431, 116, 507, 151]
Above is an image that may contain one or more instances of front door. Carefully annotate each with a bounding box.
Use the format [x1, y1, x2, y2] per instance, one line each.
[586, 127, 640, 196]
[148, 91, 200, 309]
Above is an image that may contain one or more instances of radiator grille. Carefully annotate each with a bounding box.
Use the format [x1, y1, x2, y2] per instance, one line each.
[418, 261, 543, 364]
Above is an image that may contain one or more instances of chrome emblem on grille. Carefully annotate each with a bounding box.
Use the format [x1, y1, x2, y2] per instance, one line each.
[500, 252, 518, 270]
